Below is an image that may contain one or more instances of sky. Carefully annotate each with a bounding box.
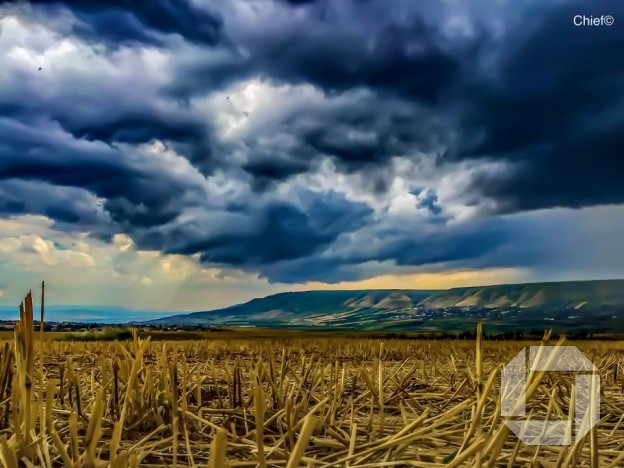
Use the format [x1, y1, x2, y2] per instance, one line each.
[0, 0, 622, 313]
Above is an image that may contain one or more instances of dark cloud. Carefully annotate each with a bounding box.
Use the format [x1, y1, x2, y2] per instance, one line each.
[213, 0, 624, 212]
[0, 180, 102, 227]
[154, 0, 481, 107]
[11, 0, 224, 47]
[415, 189, 442, 215]
[67, 115, 202, 146]
[244, 157, 312, 191]
[337, 219, 509, 270]
[240, 1, 469, 104]
[256, 219, 510, 283]
[235, 92, 449, 185]
[0, 119, 201, 235]
[195, 203, 350, 266]
[0, 115, 374, 279]
[472, 129, 624, 212]
[0, 0, 622, 285]
[454, 0, 624, 211]
[0, 45, 217, 173]
[303, 114, 433, 170]
[303, 127, 390, 166]
[64, 115, 215, 173]
[282, 0, 317, 5]
[140, 191, 373, 268]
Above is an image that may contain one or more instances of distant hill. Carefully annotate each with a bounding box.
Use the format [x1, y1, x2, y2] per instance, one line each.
[421, 279, 624, 310]
[145, 280, 624, 333]
[145, 290, 435, 329]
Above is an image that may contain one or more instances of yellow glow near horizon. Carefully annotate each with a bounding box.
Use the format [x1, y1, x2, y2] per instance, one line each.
[298, 268, 528, 291]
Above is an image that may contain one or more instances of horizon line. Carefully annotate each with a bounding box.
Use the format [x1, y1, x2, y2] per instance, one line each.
[0, 277, 622, 314]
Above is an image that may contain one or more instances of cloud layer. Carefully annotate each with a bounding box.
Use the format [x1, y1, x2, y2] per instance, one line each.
[0, 0, 622, 302]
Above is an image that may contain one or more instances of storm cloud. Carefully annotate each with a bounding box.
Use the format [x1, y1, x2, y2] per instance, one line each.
[0, 0, 622, 284]
[3, 0, 224, 46]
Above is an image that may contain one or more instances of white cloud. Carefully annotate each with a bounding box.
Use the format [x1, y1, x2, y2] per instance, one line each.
[0, 215, 288, 311]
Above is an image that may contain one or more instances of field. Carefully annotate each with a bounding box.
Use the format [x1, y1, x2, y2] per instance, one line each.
[1, 294, 624, 466]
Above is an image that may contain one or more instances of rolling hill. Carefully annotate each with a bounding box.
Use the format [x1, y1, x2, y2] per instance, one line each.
[421, 279, 624, 309]
[145, 279, 624, 333]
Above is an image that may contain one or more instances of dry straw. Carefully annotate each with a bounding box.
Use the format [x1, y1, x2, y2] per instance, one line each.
[0, 287, 620, 466]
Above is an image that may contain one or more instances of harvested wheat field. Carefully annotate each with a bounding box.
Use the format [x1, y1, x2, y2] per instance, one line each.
[1, 292, 623, 467]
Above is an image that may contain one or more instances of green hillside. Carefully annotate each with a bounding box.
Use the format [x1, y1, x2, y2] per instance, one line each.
[146, 279, 624, 333]
[421, 279, 624, 309]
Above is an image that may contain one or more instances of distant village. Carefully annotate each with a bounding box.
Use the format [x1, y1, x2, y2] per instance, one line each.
[0, 320, 213, 333]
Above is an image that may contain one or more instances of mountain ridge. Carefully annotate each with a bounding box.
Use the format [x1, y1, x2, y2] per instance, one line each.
[145, 279, 624, 332]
